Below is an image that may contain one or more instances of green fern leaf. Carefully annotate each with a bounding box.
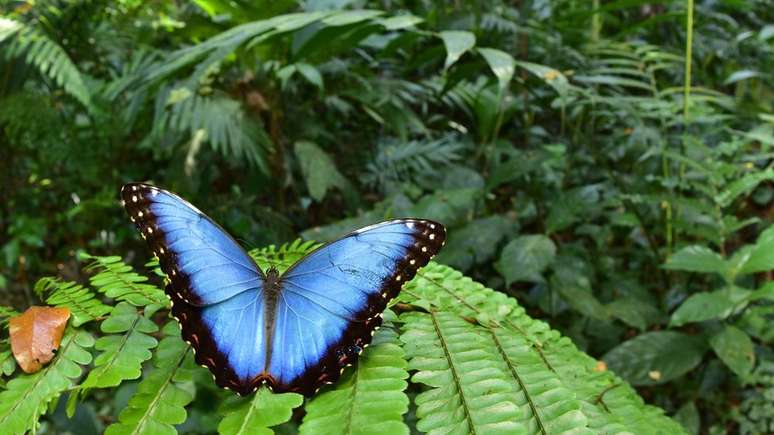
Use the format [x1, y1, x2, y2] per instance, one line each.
[0, 330, 93, 434]
[489, 327, 590, 434]
[0, 345, 16, 377]
[0, 305, 18, 328]
[248, 239, 322, 273]
[82, 254, 168, 309]
[77, 302, 159, 393]
[218, 387, 303, 435]
[403, 263, 685, 433]
[401, 310, 523, 434]
[299, 316, 409, 435]
[104, 322, 195, 435]
[34, 277, 112, 326]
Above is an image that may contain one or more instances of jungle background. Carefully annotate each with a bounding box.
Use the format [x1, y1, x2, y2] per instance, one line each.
[0, 0, 772, 433]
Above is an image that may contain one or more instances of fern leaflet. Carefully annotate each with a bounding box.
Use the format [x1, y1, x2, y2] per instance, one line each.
[218, 387, 303, 435]
[75, 302, 158, 396]
[489, 327, 590, 434]
[104, 322, 195, 435]
[248, 239, 322, 273]
[401, 310, 523, 433]
[0, 330, 93, 434]
[82, 254, 168, 309]
[299, 315, 410, 435]
[34, 277, 112, 326]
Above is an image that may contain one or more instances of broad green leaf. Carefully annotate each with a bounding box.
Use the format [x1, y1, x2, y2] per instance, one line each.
[376, 14, 423, 30]
[663, 245, 727, 275]
[552, 274, 609, 321]
[478, 47, 515, 91]
[300, 325, 409, 434]
[409, 188, 480, 228]
[714, 167, 774, 207]
[724, 69, 761, 85]
[320, 10, 383, 26]
[607, 298, 650, 330]
[435, 215, 514, 271]
[669, 291, 734, 327]
[514, 60, 571, 97]
[674, 401, 700, 435]
[737, 236, 774, 275]
[546, 186, 600, 233]
[496, 235, 556, 285]
[218, 388, 303, 435]
[603, 331, 706, 386]
[439, 31, 475, 70]
[296, 63, 324, 90]
[710, 325, 755, 379]
[294, 140, 351, 202]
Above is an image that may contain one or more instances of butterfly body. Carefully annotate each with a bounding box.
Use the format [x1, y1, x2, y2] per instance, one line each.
[121, 183, 445, 396]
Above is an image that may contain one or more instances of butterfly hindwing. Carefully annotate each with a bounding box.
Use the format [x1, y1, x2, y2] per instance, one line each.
[270, 219, 446, 394]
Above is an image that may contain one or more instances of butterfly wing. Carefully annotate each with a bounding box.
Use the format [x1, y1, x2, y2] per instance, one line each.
[121, 183, 268, 394]
[269, 219, 446, 395]
[121, 183, 264, 306]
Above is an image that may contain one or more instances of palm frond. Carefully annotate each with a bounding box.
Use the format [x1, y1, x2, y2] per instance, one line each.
[365, 135, 465, 193]
[0, 18, 93, 110]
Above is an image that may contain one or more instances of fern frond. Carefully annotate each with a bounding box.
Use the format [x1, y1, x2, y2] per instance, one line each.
[0, 18, 93, 110]
[0, 330, 93, 434]
[104, 322, 195, 435]
[82, 254, 168, 309]
[249, 239, 322, 273]
[364, 135, 465, 192]
[401, 310, 523, 433]
[403, 263, 685, 433]
[299, 317, 410, 435]
[76, 302, 158, 394]
[218, 387, 303, 435]
[489, 326, 590, 434]
[34, 277, 112, 326]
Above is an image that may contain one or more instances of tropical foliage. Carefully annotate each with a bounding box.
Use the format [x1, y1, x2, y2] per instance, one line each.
[1, 0, 772, 433]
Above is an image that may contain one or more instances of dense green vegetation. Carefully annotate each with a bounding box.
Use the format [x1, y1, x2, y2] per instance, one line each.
[0, 0, 772, 433]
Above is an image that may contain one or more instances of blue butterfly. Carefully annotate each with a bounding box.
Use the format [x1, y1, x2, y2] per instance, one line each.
[121, 183, 446, 396]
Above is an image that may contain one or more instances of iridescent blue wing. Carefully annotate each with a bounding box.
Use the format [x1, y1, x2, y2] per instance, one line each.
[121, 183, 264, 306]
[121, 183, 268, 394]
[268, 219, 446, 395]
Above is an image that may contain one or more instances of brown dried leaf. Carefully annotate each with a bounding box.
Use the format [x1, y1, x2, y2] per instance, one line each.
[9, 306, 71, 373]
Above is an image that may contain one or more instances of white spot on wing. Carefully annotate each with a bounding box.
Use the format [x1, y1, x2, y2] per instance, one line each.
[429, 233, 435, 240]
[406, 222, 415, 229]
[132, 195, 138, 203]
